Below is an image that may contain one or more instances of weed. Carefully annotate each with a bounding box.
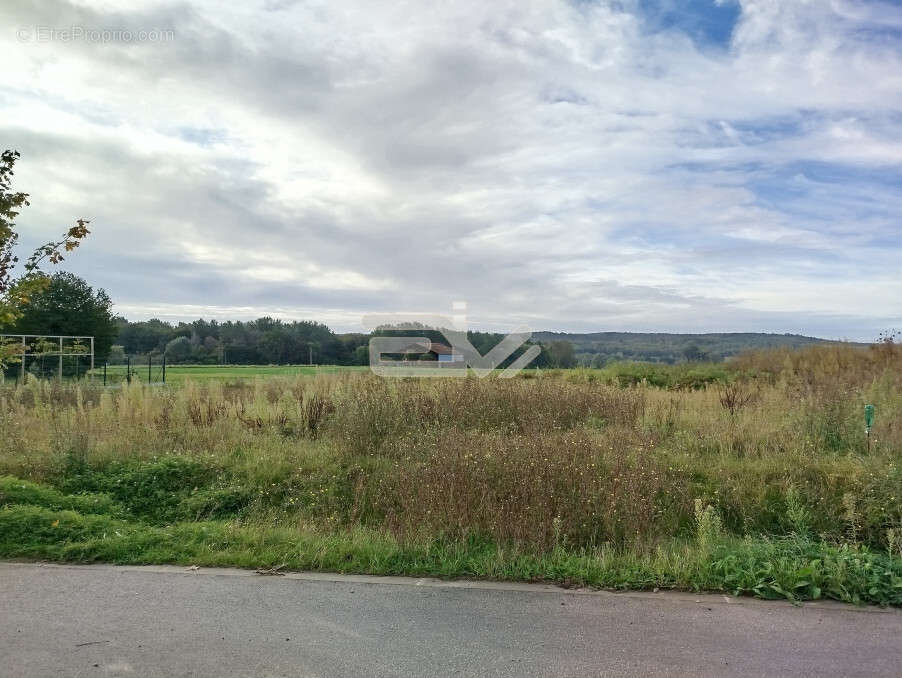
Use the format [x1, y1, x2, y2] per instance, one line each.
[694, 499, 723, 553]
[718, 382, 756, 418]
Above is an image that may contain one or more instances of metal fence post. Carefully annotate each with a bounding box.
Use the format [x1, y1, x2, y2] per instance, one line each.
[162, 356, 166, 384]
[103, 362, 107, 387]
[127, 356, 131, 384]
[148, 355, 152, 383]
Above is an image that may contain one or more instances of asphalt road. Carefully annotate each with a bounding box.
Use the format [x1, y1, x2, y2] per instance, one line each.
[1, 562, 900, 677]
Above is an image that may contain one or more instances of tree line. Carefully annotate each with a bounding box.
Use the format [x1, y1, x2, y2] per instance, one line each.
[114, 316, 569, 367]
[4, 271, 840, 374]
[1, 271, 573, 369]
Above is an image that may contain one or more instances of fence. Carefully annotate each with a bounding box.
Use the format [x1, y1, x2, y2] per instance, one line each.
[1, 334, 94, 385]
[0, 334, 168, 386]
[97, 356, 168, 386]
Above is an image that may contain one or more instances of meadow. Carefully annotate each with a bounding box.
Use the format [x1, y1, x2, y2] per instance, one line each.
[91, 363, 369, 384]
[89, 361, 728, 388]
[1, 342, 900, 605]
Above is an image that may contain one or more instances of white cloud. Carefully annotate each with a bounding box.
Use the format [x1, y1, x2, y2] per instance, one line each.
[1, 0, 900, 340]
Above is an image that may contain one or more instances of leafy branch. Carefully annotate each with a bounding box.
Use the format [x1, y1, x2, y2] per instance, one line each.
[0, 149, 91, 367]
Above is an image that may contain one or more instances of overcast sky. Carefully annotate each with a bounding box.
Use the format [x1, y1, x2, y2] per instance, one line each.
[3, 0, 901, 339]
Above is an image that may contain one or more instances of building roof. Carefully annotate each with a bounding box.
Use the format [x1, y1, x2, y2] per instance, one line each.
[395, 340, 458, 356]
[428, 342, 455, 355]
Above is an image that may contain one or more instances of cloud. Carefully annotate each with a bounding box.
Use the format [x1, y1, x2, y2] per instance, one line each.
[1, 0, 900, 340]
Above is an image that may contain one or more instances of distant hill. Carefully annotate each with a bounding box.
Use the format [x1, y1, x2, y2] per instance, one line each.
[108, 316, 866, 370]
[531, 331, 854, 367]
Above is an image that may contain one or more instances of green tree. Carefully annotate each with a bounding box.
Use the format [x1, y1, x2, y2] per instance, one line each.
[164, 336, 192, 362]
[7, 272, 117, 360]
[544, 340, 576, 368]
[0, 150, 90, 365]
[117, 318, 173, 354]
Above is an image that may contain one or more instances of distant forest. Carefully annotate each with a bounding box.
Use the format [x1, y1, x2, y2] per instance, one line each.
[532, 331, 843, 367]
[112, 318, 847, 368]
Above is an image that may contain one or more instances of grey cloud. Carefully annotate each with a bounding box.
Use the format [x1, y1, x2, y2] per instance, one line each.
[1, 0, 900, 340]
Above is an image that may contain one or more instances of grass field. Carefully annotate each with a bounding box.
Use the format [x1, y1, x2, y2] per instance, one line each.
[90, 363, 369, 384]
[1, 343, 900, 605]
[19, 359, 735, 388]
[90, 361, 729, 388]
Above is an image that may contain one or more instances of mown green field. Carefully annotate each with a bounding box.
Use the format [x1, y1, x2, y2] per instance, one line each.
[89, 361, 732, 389]
[92, 364, 369, 383]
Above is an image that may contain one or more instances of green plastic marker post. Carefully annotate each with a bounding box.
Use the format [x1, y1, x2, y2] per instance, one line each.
[865, 404, 875, 452]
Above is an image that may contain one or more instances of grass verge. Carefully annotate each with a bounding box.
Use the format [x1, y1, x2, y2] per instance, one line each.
[2, 477, 901, 606]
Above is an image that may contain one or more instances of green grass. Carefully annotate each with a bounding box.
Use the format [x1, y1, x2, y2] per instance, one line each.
[525, 362, 734, 390]
[91, 364, 368, 383]
[2, 481, 900, 605]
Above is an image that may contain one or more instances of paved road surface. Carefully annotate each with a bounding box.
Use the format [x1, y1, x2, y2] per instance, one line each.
[1, 562, 900, 677]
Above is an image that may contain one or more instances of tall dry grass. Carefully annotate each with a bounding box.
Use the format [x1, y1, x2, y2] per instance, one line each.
[371, 427, 673, 548]
[0, 342, 900, 551]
